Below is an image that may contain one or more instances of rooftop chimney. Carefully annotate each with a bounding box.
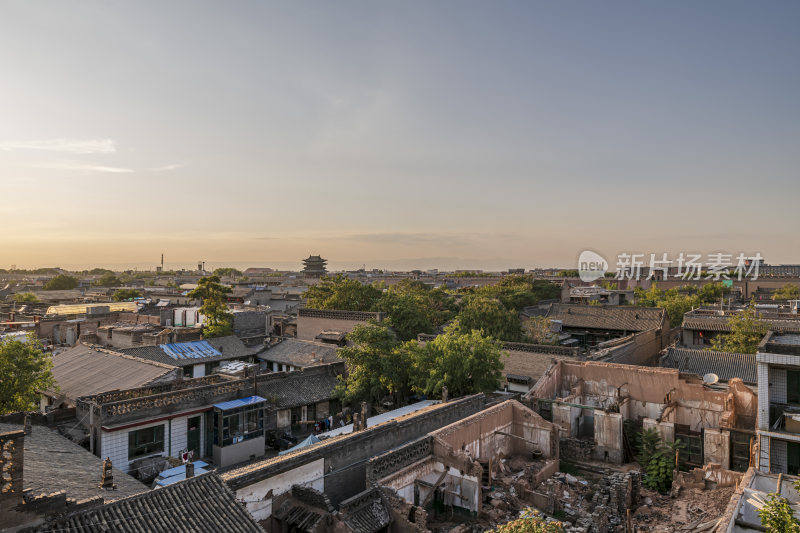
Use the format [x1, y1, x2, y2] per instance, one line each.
[23, 415, 31, 436]
[185, 462, 194, 479]
[99, 457, 115, 489]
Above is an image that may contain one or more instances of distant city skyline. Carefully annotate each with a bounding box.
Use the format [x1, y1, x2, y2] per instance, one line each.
[2, 2, 799, 269]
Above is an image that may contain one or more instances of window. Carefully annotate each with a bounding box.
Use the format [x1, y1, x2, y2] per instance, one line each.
[245, 411, 260, 433]
[788, 371, 800, 405]
[128, 425, 165, 460]
[184, 365, 194, 379]
[693, 331, 710, 346]
[215, 408, 264, 446]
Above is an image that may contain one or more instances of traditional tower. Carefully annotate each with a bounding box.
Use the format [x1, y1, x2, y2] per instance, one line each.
[302, 255, 328, 278]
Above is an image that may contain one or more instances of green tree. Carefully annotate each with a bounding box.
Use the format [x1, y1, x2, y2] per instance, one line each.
[469, 275, 560, 311]
[188, 275, 233, 338]
[334, 322, 412, 405]
[456, 296, 523, 342]
[490, 508, 564, 533]
[12, 292, 39, 303]
[638, 428, 683, 493]
[773, 284, 800, 301]
[411, 322, 505, 398]
[710, 303, 767, 354]
[213, 267, 242, 278]
[558, 270, 579, 278]
[523, 315, 559, 345]
[633, 283, 730, 327]
[758, 492, 800, 532]
[94, 272, 121, 287]
[113, 288, 142, 301]
[0, 334, 56, 414]
[42, 274, 78, 291]
[375, 280, 455, 341]
[303, 274, 383, 311]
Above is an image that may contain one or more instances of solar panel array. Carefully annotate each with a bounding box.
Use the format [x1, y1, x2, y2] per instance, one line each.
[159, 340, 222, 360]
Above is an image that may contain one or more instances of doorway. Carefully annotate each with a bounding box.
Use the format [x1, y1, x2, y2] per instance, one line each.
[187, 416, 202, 458]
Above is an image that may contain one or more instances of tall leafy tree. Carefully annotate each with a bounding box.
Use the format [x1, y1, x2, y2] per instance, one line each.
[188, 275, 233, 338]
[12, 292, 39, 303]
[456, 296, 523, 342]
[710, 303, 767, 354]
[303, 274, 383, 311]
[0, 335, 56, 414]
[334, 322, 411, 405]
[376, 280, 455, 341]
[411, 322, 505, 398]
[213, 267, 242, 278]
[94, 272, 122, 287]
[43, 274, 78, 290]
[113, 288, 142, 301]
[523, 315, 559, 344]
[773, 284, 800, 301]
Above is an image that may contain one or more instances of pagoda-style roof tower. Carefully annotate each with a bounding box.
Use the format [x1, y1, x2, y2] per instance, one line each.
[302, 255, 328, 278]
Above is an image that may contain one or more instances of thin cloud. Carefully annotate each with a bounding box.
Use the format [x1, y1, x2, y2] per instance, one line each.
[346, 232, 471, 247]
[344, 231, 520, 247]
[0, 138, 116, 154]
[150, 163, 187, 172]
[34, 163, 133, 173]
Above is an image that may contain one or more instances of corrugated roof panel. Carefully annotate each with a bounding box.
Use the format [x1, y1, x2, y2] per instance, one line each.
[213, 395, 267, 411]
[159, 340, 221, 360]
[46, 302, 139, 316]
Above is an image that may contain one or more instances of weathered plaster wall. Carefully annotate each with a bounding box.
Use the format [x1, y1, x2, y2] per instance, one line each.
[235, 458, 325, 521]
[593, 410, 623, 463]
[703, 428, 731, 468]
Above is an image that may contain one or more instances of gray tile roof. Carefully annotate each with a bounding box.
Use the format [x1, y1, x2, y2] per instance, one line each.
[48, 344, 176, 403]
[36, 472, 264, 533]
[119, 335, 260, 367]
[660, 347, 757, 385]
[0, 423, 147, 502]
[682, 315, 800, 333]
[548, 304, 665, 332]
[258, 338, 341, 368]
[258, 366, 341, 409]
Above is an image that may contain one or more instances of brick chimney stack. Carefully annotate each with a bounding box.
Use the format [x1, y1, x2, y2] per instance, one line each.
[99, 457, 115, 489]
[185, 461, 194, 479]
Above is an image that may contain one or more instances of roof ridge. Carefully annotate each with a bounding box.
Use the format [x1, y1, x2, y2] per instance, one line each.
[82, 343, 177, 371]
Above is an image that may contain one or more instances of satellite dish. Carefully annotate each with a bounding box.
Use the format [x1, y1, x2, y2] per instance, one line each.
[703, 373, 719, 385]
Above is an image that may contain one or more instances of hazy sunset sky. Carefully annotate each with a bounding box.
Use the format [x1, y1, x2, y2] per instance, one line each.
[2, 1, 799, 271]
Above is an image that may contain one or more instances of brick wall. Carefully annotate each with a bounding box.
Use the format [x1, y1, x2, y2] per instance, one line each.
[296, 309, 385, 341]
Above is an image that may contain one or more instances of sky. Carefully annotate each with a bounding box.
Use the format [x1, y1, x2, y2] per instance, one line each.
[1, 1, 799, 272]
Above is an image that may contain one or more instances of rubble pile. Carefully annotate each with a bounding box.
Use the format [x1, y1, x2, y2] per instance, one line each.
[429, 460, 734, 533]
[631, 485, 735, 532]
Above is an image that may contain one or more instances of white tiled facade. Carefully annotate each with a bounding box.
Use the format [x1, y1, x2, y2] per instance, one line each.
[98, 415, 205, 474]
[756, 350, 800, 474]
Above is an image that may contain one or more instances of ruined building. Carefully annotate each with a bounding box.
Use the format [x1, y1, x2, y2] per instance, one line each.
[525, 360, 758, 471]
